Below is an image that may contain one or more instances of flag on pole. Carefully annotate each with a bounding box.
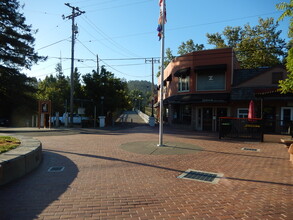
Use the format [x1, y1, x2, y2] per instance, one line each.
[157, 0, 166, 40]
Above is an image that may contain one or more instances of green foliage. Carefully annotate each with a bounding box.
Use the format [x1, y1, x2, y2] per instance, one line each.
[0, 136, 20, 154]
[127, 80, 153, 111]
[277, 0, 293, 93]
[0, 0, 45, 120]
[37, 63, 70, 113]
[82, 66, 130, 115]
[206, 18, 286, 68]
[277, 0, 293, 38]
[127, 80, 152, 93]
[157, 48, 175, 77]
[178, 39, 205, 55]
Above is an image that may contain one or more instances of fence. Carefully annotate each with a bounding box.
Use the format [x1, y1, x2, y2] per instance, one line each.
[219, 117, 264, 142]
[262, 119, 293, 135]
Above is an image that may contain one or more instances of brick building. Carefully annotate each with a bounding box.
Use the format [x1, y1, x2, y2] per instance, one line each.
[157, 47, 293, 133]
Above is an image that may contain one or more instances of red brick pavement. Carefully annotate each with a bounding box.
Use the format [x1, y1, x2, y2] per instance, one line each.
[0, 126, 292, 220]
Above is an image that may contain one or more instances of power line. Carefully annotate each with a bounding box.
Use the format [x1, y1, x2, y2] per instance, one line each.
[76, 39, 96, 57]
[82, 15, 142, 58]
[85, 0, 151, 13]
[36, 37, 71, 51]
[100, 59, 151, 78]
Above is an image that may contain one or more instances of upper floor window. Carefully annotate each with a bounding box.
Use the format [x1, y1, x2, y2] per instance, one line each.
[178, 76, 190, 92]
[272, 72, 283, 84]
[196, 71, 225, 91]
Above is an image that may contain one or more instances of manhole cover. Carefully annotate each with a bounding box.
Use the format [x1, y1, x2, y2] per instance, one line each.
[48, 166, 65, 172]
[178, 169, 223, 184]
[241, 147, 260, 152]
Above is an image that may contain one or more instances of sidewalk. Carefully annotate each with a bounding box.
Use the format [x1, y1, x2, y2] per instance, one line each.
[0, 125, 292, 219]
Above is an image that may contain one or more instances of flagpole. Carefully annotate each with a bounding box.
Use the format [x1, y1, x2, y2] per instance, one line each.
[158, 0, 165, 147]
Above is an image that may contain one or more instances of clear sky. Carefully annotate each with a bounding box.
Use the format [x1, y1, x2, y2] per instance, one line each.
[19, 0, 291, 84]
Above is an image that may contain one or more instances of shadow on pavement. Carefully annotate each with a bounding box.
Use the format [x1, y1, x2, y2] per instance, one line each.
[0, 151, 78, 220]
[47, 149, 293, 187]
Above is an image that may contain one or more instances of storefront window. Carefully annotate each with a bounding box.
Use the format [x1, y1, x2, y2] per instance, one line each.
[182, 104, 191, 123]
[196, 71, 225, 91]
[172, 104, 191, 125]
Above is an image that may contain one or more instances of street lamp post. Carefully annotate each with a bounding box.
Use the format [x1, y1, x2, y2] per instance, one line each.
[101, 96, 104, 116]
[138, 95, 141, 111]
[99, 96, 105, 128]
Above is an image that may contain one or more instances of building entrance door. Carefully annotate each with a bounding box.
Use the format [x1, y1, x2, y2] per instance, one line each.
[203, 108, 213, 131]
[216, 108, 228, 131]
[281, 107, 293, 125]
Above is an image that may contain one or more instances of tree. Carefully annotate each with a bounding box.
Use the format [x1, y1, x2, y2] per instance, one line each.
[82, 66, 129, 116]
[177, 39, 204, 55]
[277, 0, 293, 93]
[37, 63, 70, 113]
[127, 80, 153, 110]
[157, 48, 175, 77]
[0, 0, 45, 121]
[206, 18, 286, 68]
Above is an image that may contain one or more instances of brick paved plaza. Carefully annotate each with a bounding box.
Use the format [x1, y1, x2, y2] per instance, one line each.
[0, 123, 293, 219]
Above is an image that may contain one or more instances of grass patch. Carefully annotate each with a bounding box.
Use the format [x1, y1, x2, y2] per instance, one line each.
[0, 136, 21, 154]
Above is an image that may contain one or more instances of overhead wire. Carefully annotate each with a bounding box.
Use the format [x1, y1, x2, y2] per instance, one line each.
[84, 0, 152, 13]
[76, 38, 152, 78]
[36, 37, 71, 51]
[78, 24, 133, 58]
[82, 15, 142, 58]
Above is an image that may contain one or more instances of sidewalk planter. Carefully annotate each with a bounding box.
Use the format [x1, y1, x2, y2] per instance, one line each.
[0, 136, 42, 186]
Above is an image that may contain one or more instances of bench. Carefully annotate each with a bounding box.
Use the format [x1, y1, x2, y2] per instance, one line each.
[280, 138, 293, 147]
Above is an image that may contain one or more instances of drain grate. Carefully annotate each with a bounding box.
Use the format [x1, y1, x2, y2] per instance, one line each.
[241, 147, 260, 152]
[48, 166, 65, 172]
[178, 169, 223, 184]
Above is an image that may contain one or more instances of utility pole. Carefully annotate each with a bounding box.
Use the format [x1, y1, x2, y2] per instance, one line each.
[63, 3, 85, 127]
[145, 58, 160, 117]
[97, 54, 99, 74]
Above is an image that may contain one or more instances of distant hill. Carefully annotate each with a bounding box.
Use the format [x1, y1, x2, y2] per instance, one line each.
[127, 80, 153, 93]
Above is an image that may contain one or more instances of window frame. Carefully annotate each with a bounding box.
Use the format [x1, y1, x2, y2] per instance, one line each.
[178, 76, 190, 92]
[237, 108, 248, 118]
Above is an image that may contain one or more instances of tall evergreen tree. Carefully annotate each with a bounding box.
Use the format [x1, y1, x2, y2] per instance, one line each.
[0, 0, 45, 121]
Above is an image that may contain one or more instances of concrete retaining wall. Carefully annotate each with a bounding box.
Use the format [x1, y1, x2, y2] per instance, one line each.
[0, 136, 42, 186]
[136, 110, 149, 124]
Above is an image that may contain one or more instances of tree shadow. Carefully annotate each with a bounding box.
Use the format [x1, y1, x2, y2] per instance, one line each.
[168, 145, 287, 160]
[47, 149, 293, 187]
[0, 151, 78, 220]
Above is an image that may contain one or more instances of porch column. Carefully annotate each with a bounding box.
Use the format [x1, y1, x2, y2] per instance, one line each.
[168, 104, 173, 125]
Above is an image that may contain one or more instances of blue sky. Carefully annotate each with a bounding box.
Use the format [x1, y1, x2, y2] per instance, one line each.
[19, 0, 291, 83]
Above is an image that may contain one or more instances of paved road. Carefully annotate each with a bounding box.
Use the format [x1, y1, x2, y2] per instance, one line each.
[0, 114, 293, 219]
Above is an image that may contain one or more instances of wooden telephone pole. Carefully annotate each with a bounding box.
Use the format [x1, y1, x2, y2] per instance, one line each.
[63, 3, 85, 126]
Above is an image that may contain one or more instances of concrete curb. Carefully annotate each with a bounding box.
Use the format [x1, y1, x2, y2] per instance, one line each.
[0, 135, 42, 186]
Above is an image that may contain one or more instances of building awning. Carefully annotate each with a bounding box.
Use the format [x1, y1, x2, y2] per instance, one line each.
[174, 67, 191, 77]
[166, 74, 172, 82]
[163, 93, 230, 105]
[194, 64, 227, 71]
